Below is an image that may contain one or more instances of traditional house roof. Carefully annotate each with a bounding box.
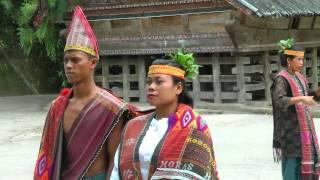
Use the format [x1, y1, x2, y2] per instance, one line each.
[72, 0, 236, 55]
[60, 0, 320, 55]
[77, 0, 234, 20]
[99, 32, 235, 55]
[225, 0, 320, 17]
[82, 0, 320, 19]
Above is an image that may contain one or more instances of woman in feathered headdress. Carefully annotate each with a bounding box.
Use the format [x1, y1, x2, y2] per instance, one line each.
[271, 38, 320, 180]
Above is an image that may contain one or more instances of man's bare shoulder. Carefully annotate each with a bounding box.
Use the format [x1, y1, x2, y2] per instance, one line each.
[48, 88, 72, 110]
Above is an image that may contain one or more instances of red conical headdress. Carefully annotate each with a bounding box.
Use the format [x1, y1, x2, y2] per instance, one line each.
[64, 6, 99, 59]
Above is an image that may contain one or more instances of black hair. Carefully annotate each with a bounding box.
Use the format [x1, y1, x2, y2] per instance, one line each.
[151, 58, 194, 107]
[279, 46, 304, 67]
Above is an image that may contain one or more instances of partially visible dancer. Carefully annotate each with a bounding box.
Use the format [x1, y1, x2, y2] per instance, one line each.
[34, 6, 139, 180]
[111, 50, 219, 180]
[272, 38, 320, 180]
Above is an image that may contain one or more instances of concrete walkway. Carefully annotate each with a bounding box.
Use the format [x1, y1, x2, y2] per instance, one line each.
[1, 95, 320, 179]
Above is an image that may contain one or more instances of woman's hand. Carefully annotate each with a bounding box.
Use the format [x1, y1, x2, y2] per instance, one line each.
[289, 96, 317, 106]
[315, 88, 320, 97]
[301, 96, 317, 106]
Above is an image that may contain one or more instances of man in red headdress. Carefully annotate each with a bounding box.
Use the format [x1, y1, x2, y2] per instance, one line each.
[33, 6, 139, 180]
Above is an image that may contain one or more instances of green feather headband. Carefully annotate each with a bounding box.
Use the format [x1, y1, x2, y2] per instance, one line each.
[278, 38, 304, 56]
[278, 38, 294, 53]
[168, 49, 200, 79]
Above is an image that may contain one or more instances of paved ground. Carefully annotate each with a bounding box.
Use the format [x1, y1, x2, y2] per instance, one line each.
[1, 95, 320, 179]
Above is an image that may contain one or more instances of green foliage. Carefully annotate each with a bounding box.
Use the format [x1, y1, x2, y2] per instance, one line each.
[0, 0, 13, 12]
[15, 0, 82, 60]
[58, 70, 70, 88]
[49, 0, 69, 21]
[2, 0, 83, 60]
[0, 40, 6, 49]
[168, 49, 201, 79]
[0, 63, 8, 72]
[17, 26, 34, 54]
[34, 18, 49, 41]
[0, 0, 79, 93]
[278, 38, 294, 53]
[0, 0, 84, 94]
[0, 1, 22, 51]
[47, 0, 57, 9]
[34, 19, 63, 58]
[17, 0, 37, 25]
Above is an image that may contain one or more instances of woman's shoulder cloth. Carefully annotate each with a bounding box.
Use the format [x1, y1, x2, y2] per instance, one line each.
[127, 112, 154, 125]
[170, 104, 209, 133]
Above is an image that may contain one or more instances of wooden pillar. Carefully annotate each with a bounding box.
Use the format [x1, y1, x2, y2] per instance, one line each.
[275, 54, 282, 73]
[192, 77, 200, 103]
[122, 56, 129, 102]
[181, 15, 190, 33]
[263, 51, 271, 102]
[138, 56, 146, 102]
[102, 57, 110, 89]
[193, 54, 200, 103]
[212, 53, 221, 103]
[236, 54, 246, 103]
[311, 47, 318, 90]
[140, 18, 151, 34]
[301, 48, 307, 75]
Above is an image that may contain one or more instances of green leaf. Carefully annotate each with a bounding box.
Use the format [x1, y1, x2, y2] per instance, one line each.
[278, 37, 294, 52]
[49, 0, 69, 21]
[44, 25, 58, 59]
[17, 1, 37, 26]
[47, 0, 57, 9]
[167, 49, 199, 79]
[17, 26, 34, 54]
[34, 18, 49, 42]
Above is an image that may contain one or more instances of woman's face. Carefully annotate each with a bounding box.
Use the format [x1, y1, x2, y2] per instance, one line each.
[287, 56, 304, 72]
[146, 74, 182, 107]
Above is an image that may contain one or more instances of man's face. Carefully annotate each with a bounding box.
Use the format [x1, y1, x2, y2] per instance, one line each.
[63, 50, 97, 85]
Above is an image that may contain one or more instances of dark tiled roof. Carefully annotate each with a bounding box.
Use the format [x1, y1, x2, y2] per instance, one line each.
[226, 0, 320, 17]
[98, 32, 235, 55]
[77, 0, 233, 20]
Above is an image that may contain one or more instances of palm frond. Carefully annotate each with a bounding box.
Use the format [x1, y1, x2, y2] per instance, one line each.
[17, 26, 34, 54]
[34, 18, 49, 42]
[17, 0, 37, 26]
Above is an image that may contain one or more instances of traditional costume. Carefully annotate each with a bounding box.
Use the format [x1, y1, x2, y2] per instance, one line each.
[110, 50, 219, 180]
[272, 38, 320, 180]
[33, 6, 139, 180]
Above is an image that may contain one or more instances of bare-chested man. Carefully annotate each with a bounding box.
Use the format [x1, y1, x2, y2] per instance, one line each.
[34, 6, 138, 180]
